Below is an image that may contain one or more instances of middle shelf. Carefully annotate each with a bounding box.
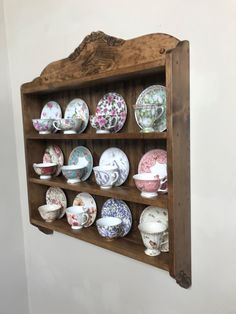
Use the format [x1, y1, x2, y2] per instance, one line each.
[29, 177, 168, 207]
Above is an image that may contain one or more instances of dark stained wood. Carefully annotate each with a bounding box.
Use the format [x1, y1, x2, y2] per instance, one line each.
[26, 131, 167, 140]
[30, 212, 170, 271]
[29, 177, 168, 208]
[166, 41, 191, 288]
[21, 31, 191, 288]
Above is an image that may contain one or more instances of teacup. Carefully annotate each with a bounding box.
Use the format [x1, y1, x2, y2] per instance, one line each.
[61, 164, 86, 184]
[96, 217, 122, 240]
[133, 173, 165, 198]
[133, 104, 164, 133]
[90, 114, 118, 134]
[65, 206, 89, 230]
[53, 118, 83, 134]
[32, 119, 54, 134]
[138, 221, 167, 256]
[93, 165, 119, 189]
[38, 204, 62, 222]
[33, 162, 57, 180]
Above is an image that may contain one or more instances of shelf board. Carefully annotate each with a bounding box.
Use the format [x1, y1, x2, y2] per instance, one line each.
[29, 177, 168, 208]
[22, 62, 165, 94]
[26, 132, 167, 140]
[30, 214, 170, 271]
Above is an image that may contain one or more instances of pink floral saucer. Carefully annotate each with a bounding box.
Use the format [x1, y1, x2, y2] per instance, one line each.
[138, 149, 167, 192]
[43, 145, 64, 176]
[96, 92, 127, 133]
[46, 187, 67, 219]
[40, 101, 62, 119]
[73, 192, 97, 227]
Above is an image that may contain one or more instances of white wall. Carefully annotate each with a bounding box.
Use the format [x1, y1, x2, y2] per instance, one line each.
[3, 0, 236, 313]
[0, 1, 29, 314]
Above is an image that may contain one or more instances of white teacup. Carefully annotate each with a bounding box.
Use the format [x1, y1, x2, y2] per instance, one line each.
[93, 165, 119, 189]
[138, 221, 167, 256]
[66, 206, 89, 230]
[53, 118, 82, 134]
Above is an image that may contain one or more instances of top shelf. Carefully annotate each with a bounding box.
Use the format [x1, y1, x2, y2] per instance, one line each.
[26, 131, 167, 140]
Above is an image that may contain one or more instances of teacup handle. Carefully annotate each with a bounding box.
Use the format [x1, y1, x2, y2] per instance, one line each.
[82, 213, 89, 225]
[53, 120, 61, 130]
[109, 116, 118, 129]
[156, 106, 164, 121]
[158, 177, 168, 193]
[161, 230, 168, 245]
[110, 170, 119, 186]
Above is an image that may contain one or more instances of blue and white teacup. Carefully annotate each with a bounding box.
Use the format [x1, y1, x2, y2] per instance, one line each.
[96, 217, 122, 239]
[93, 165, 119, 189]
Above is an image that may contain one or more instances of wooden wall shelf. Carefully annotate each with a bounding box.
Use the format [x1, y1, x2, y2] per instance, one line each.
[21, 31, 191, 288]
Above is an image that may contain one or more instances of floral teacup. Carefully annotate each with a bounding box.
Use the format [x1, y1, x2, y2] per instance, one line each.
[53, 118, 83, 134]
[93, 165, 119, 189]
[133, 104, 164, 133]
[66, 206, 89, 230]
[133, 173, 167, 198]
[90, 114, 118, 134]
[138, 221, 167, 256]
[32, 119, 54, 134]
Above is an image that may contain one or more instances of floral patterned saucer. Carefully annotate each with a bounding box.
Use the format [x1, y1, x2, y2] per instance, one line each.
[64, 98, 89, 133]
[99, 147, 129, 186]
[40, 101, 62, 119]
[68, 146, 93, 181]
[96, 92, 127, 133]
[101, 199, 132, 237]
[73, 192, 97, 227]
[43, 145, 64, 176]
[46, 187, 67, 219]
[138, 149, 167, 192]
[140, 206, 169, 252]
[136, 85, 166, 132]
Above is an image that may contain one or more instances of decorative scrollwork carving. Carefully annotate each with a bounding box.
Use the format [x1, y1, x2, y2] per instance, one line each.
[176, 270, 191, 289]
[69, 31, 125, 61]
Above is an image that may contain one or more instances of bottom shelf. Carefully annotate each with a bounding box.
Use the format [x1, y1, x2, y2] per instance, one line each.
[31, 213, 170, 272]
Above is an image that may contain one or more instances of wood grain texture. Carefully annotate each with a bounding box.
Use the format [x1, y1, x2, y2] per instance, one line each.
[166, 41, 191, 288]
[21, 31, 179, 94]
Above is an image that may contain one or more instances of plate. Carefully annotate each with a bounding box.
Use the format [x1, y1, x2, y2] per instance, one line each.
[46, 187, 67, 219]
[43, 145, 64, 176]
[99, 147, 129, 186]
[40, 101, 62, 119]
[64, 98, 89, 133]
[140, 206, 169, 252]
[73, 192, 97, 227]
[138, 149, 167, 191]
[68, 146, 93, 181]
[136, 85, 166, 132]
[96, 92, 127, 133]
[101, 199, 132, 237]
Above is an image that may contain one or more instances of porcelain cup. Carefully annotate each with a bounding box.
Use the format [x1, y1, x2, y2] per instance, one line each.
[93, 165, 119, 189]
[90, 114, 118, 134]
[33, 162, 57, 180]
[38, 204, 62, 222]
[32, 119, 54, 134]
[133, 173, 163, 198]
[133, 104, 164, 133]
[96, 217, 122, 240]
[61, 164, 85, 184]
[53, 118, 82, 134]
[66, 206, 89, 230]
[138, 221, 167, 256]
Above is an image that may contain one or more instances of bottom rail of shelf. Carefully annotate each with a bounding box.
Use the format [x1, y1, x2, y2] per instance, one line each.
[30, 214, 170, 272]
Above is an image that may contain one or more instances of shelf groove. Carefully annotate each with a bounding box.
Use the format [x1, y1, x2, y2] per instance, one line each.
[29, 177, 168, 208]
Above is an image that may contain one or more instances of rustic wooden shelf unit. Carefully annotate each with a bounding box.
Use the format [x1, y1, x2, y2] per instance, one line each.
[21, 31, 191, 288]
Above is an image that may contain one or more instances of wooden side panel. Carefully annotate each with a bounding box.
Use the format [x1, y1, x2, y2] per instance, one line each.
[166, 41, 191, 288]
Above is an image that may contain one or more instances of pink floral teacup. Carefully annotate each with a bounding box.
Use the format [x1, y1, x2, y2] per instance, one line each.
[90, 114, 118, 134]
[66, 206, 89, 230]
[133, 173, 167, 198]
